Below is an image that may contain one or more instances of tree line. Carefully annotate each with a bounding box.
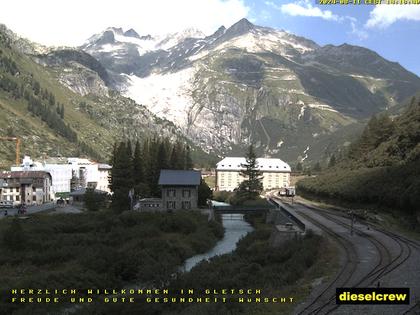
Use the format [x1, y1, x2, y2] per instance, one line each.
[0, 50, 104, 160]
[297, 97, 420, 223]
[109, 137, 200, 212]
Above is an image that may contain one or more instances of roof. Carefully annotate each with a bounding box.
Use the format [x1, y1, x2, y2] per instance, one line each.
[158, 169, 201, 186]
[0, 171, 52, 179]
[98, 163, 112, 170]
[139, 198, 163, 202]
[216, 157, 291, 172]
[69, 188, 108, 196]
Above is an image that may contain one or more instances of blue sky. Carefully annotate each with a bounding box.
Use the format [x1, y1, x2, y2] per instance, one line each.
[246, 0, 420, 75]
[0, 0, 419, 75]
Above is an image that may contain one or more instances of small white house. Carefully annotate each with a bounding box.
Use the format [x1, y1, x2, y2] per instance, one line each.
[215, 157, 291, 191]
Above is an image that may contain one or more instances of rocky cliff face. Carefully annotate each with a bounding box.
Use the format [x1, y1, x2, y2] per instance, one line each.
[11, 18, 419, 164]
[79, 19, 420, 162]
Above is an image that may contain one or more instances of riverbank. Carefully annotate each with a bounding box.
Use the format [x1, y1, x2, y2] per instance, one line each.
[0, 210, 223, 315]
[80, 213, 333, 315]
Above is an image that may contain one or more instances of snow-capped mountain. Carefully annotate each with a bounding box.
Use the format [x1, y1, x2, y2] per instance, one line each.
[78, 19, 420, 162]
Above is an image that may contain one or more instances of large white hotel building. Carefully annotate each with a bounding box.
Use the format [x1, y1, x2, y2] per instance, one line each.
[215, 157, 291, 192]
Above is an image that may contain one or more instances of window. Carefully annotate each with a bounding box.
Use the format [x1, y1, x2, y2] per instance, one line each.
[182, 201, 191, 209]
[33, 196, 36, 201]
[167, 201, 176, 209]
[182, 189, 191, 198]
[166, 189, 176, 197]
[16, 187, 20, 193]
[16, 196, 20, 201]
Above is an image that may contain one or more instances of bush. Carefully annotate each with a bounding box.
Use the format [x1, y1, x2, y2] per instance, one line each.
[212, 191, 233, 203]
[3, 219, 25, 251]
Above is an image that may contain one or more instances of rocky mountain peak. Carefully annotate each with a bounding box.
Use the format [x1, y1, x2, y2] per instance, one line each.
[139, 34, 153, 40]
[123, 28, 141, 39]
[107, 27, 124, 35]
[94, 30, 115, 45]
[228, 18, 255, 34]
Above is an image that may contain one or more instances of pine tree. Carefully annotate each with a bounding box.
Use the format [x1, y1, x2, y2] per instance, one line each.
[110, 142, 134, 212]
[169, 145, 180, 169]
[60, 104, 64, 119]
[328, 154, 336, 168]
[147, 138, 161, 197]
[133, 140, 143, 185]
[313, 162, 322, 172]
[157, 140, 169, 171]
[198, 178, 212, 206]
[185, 145, 193, 170]
[84, 188, 101, 211]
[237, 145, 263, 200]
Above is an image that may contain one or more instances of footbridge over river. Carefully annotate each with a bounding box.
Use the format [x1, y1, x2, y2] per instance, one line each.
[208, 200, 277, 221]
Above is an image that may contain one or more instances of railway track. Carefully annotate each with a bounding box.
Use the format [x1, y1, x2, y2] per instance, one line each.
[298, 203, 413, 314]
[299, 203, 419, 314]
[269, 196, 419, 314]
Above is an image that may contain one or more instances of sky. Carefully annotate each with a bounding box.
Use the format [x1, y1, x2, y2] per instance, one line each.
[0, 0, 419, 75]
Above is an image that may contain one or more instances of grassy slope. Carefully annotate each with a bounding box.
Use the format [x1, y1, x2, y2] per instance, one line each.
[0, 36, 115, 167]
[297, 97, 420, 228]
[0, 31, 216, 169]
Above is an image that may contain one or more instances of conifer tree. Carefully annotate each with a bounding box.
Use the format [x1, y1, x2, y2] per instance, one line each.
[328, 154, 336, 168]
[198, 178, 212, 206]
[185, 145, 193, 170]
[110, 142, 134, 212]
[157, 140, 169, 171]
[133, 140, 143, 185]
[237, 145, 263, 200]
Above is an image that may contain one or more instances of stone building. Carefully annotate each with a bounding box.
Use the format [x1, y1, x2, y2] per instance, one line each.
[215, 157, 291, 191]
[11, 156, 112, 196]
[0, 171, 52, 206]
[158, 169, 201, 211]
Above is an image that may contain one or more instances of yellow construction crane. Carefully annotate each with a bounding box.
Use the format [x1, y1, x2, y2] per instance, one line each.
[0, 137, 21, 166]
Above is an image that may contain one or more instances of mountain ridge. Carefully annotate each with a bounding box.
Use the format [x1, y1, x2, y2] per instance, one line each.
[1, 19, 419, 166]
[79, 18, 419, 163]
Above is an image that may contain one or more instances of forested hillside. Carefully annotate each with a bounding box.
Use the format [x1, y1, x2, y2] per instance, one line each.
[297, 96, 420, 225]
[0, 25, 208, 168]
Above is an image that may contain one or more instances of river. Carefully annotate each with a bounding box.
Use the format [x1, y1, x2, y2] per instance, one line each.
[182, 213, 254, 272]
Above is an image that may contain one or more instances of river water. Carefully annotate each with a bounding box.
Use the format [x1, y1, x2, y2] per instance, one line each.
[182, 213, 254, 272]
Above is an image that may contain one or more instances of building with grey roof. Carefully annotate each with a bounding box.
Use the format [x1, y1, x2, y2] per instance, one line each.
[158, 170, 201, 211]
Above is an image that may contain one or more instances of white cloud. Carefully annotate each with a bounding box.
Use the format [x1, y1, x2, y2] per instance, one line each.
[0, 0, 249, 46]
[350, 20, 368, 40]
[269, 0, 367, 40]
[280, 0, 339, 21]
[366, 5, 420, 28]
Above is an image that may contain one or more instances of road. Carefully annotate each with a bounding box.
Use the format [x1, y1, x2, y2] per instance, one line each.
[0, 203, 81, 219]
[269, 195, 420, 315]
